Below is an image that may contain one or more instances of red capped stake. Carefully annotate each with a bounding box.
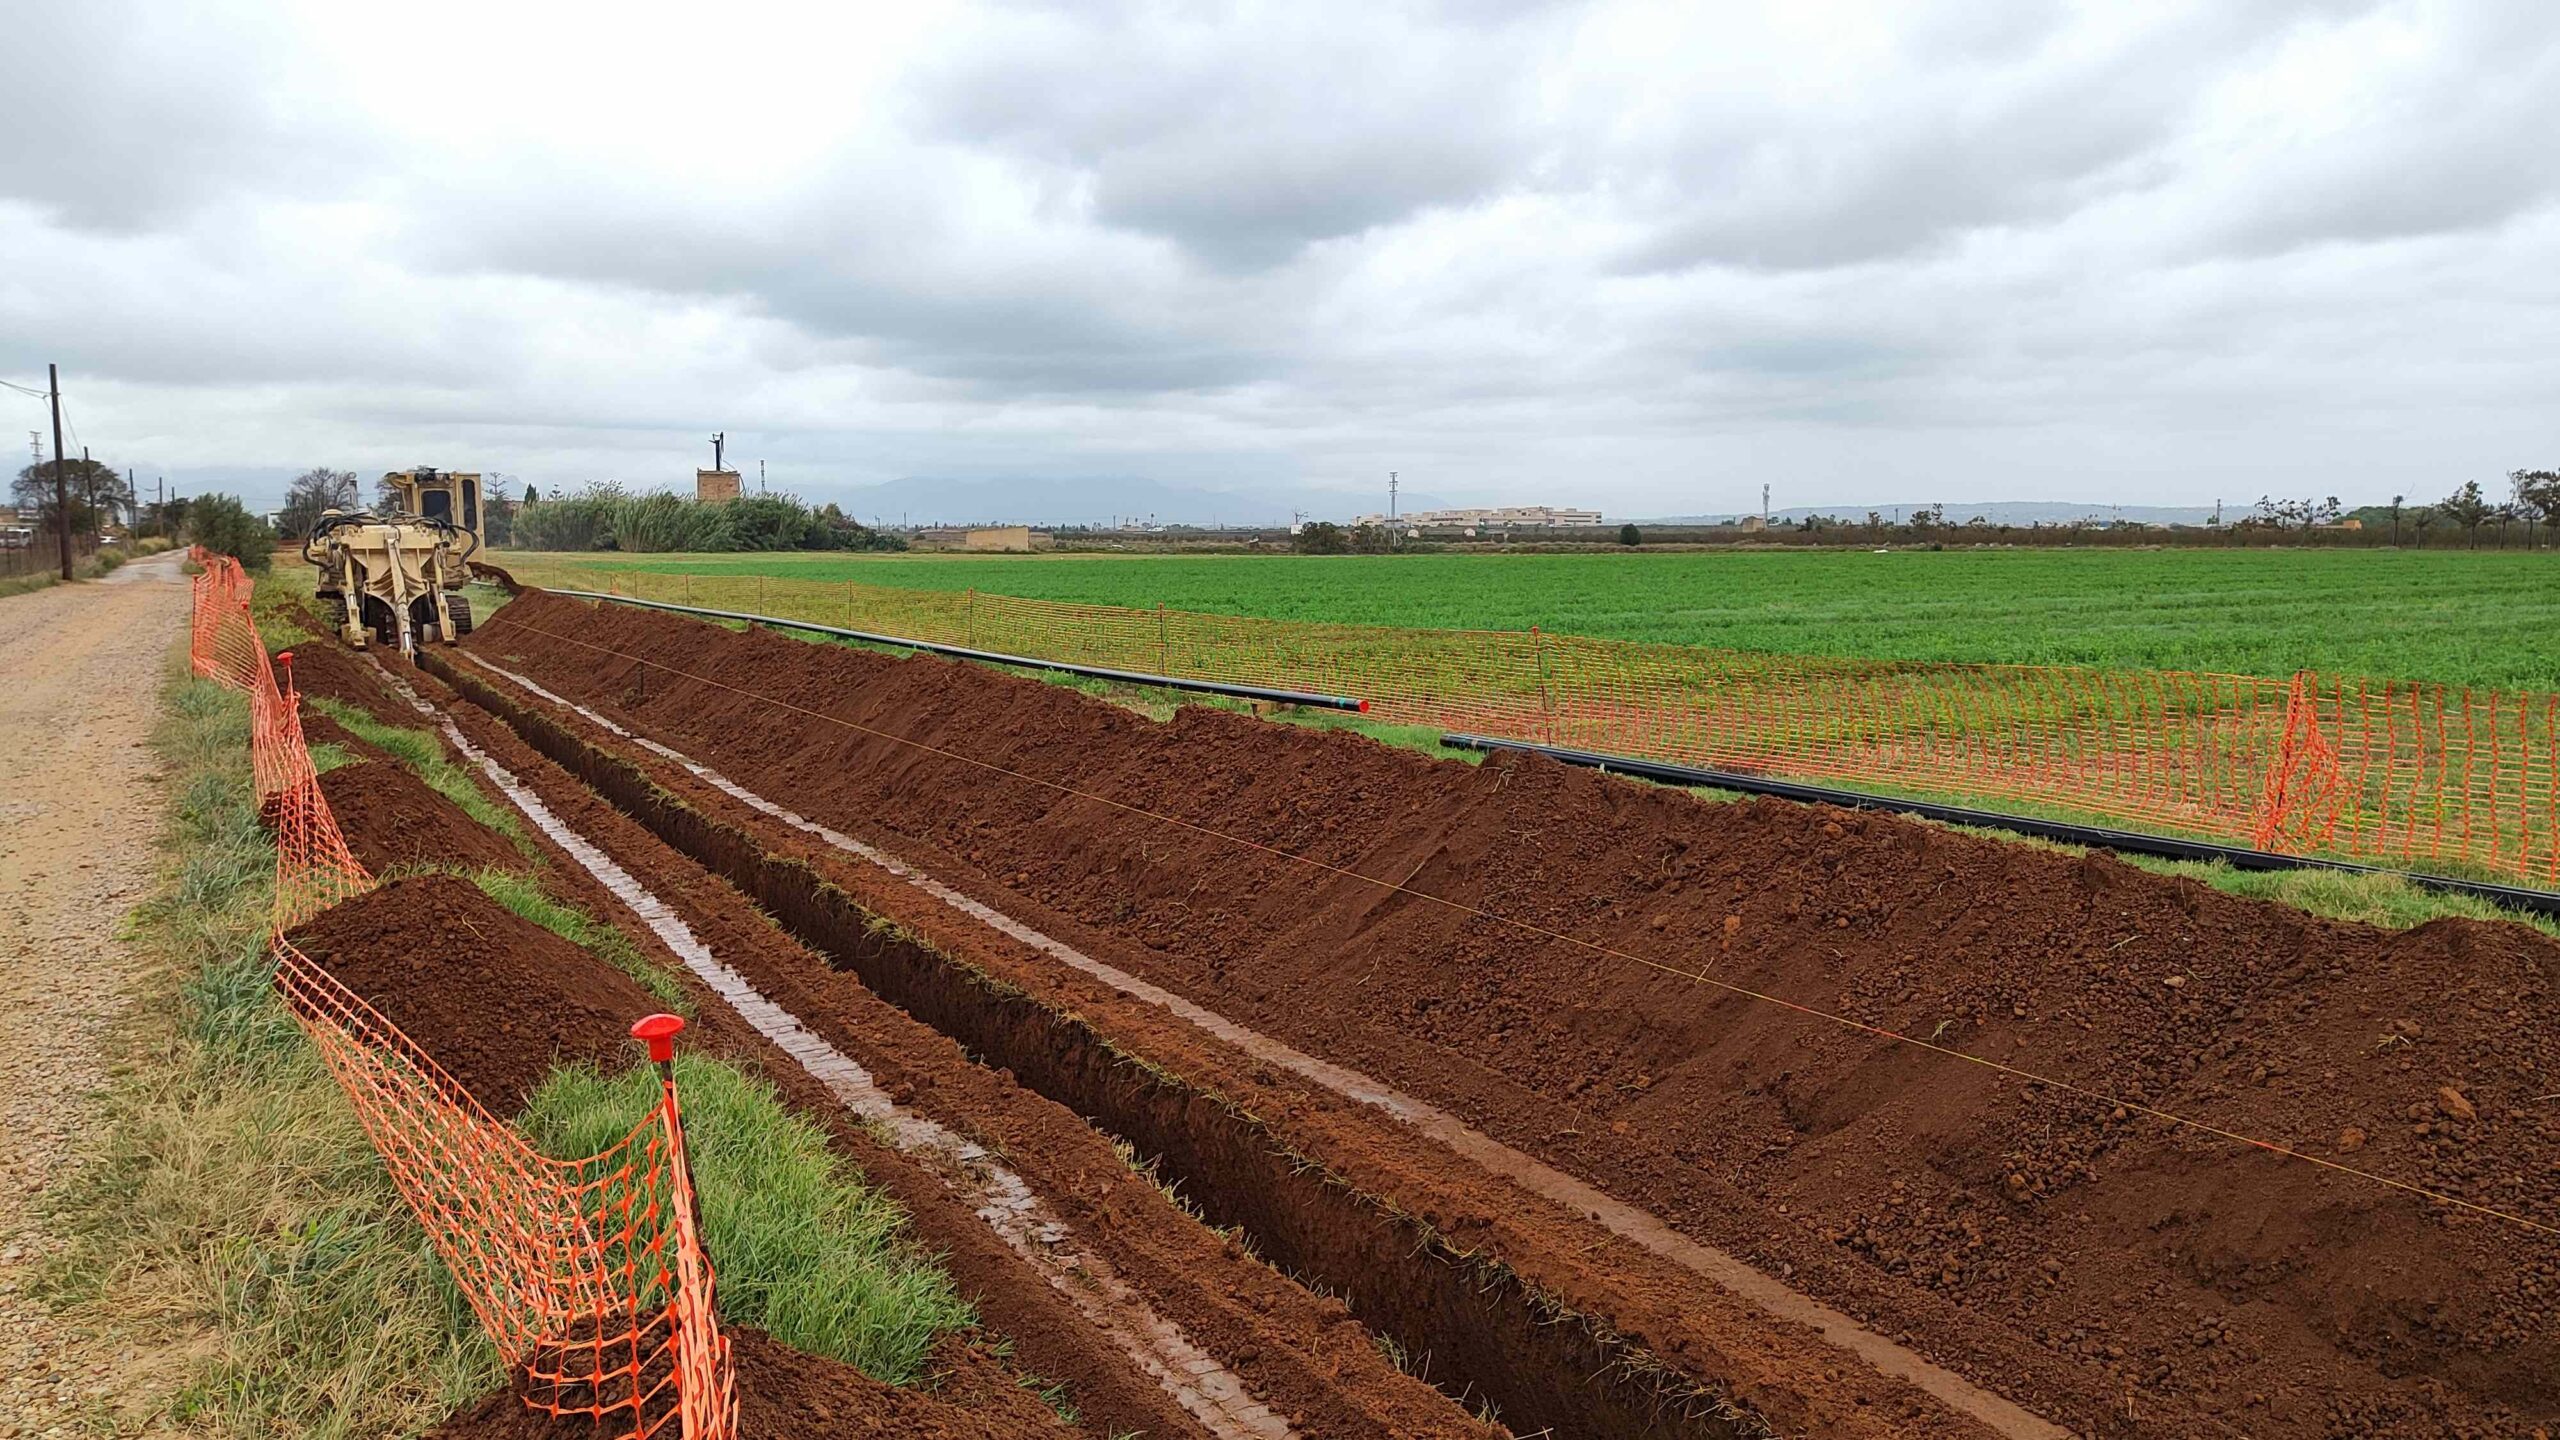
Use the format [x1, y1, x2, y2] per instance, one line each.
[631, 1013, 686, 1065]
[275, 650, 296, 696]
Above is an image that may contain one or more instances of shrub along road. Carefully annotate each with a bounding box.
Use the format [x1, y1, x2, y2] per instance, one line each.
[0, 548, 191, 1433]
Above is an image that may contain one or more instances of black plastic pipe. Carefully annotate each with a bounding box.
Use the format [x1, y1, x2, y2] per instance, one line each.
[552, 588, 1370, 713]
[1442, 732, 2560, 920]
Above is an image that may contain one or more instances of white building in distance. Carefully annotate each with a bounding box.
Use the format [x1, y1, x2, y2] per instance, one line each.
[1351, 504, 1605, 529]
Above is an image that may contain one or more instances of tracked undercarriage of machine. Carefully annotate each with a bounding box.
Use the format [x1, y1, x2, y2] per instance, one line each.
[305, 468, 485, 657]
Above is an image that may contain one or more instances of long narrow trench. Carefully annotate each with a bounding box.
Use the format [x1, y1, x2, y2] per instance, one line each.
[426, 645, 2040, 1440]
[456, 655, 2063, 1438]
[369, 659, 1298, 1440]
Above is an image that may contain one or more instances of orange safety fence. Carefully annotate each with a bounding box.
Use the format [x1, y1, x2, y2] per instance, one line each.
[186, 551, 735, 1438]
[525, 563, 2560, 889]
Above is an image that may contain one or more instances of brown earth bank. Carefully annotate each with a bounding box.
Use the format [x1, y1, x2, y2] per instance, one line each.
[430, 642, 2008, 1440]
[277, 757, 1164, 1435]
[316, 759, 528, 876]
[464, 589, 2560, 1440]
[276, 625, 431, 727]
[307, 646, 1511, 1438]
[422, 1325, 1079, 1439]
[282, 872, 662, 1112]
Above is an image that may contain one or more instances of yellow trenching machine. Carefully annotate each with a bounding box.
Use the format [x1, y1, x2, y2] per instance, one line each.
[303, 468, 485, 657]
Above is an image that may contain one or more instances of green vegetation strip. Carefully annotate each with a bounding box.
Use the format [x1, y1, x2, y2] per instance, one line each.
[39, 674, 498, 1437]
[39, 668, 977, 1435]
[500, 546, 2560, 689]
[524, 1057, 972, 1383]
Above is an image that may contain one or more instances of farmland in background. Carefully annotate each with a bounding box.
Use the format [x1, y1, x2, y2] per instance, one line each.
[495, 547, 2560, 689]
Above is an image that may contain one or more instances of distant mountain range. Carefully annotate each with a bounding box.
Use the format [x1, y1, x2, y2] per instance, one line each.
[1636, 500, 2224, 527]
[819, 475, 1449, 529]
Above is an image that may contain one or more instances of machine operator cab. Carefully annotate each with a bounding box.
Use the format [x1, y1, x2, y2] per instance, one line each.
[390, 467, 483, 534]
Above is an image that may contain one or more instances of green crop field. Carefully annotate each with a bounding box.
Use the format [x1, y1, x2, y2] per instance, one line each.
[495, 547, 2560, 690]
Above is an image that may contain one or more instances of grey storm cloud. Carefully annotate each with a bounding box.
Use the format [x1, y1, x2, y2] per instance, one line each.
[0, 0, 2554, 516]
[906, 4, 1564, 269]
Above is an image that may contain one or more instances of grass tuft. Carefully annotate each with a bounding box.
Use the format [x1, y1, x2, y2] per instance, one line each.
[2122, 852, 2560, 938]
[307, 740, 360, 774]
[520, 1056, 974, 1385]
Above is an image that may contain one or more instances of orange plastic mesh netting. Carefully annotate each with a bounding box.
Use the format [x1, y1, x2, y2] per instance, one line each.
[187, 551, 735, 1438]
[539, 563, 2560, 888]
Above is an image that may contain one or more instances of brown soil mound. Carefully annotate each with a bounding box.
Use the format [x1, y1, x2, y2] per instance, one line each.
[419, 685, 1500, 1440]
[284, 871, 662, 1112]
[274, 613, 430, 728]
[318, 760, 525, 876]
[474, 590, 2560, 1438]
[423, 1326, 1077, 1439]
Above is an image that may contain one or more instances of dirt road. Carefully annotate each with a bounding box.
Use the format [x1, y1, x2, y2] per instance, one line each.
[0, 549, 190, 1434]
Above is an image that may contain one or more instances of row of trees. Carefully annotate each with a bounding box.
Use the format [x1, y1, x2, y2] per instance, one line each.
[1290, 520, 1400, 553]
[507, 483, 902, 553]
[272, 470, 904, 554]
[6, 461, 271, 571]
[2261, 469, 2560, 548]
[10, 457, 138, 538]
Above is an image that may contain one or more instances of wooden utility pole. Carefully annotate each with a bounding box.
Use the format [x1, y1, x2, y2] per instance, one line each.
[48, 364, 69, 581]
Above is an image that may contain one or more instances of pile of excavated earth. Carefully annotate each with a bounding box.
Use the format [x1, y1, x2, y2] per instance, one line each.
[268, 595, 1501, 1440]
[261, 580, 2560, 1439]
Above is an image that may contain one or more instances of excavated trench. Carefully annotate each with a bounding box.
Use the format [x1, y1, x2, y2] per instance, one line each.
[428, 649, 1777, 1440]
[454, 586, 2560, 1440]
[363, 660, 1298, 1439]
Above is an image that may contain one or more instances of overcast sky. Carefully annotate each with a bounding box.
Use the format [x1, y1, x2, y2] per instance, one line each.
[4, 0, 2554, 517]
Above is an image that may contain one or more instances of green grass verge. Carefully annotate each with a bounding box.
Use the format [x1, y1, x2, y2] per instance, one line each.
[2118, 850, 2557, 938]
[44, 666, 985, 1433]
[521, 1056, 974, 1385]
[37, 671, 500, 1437]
